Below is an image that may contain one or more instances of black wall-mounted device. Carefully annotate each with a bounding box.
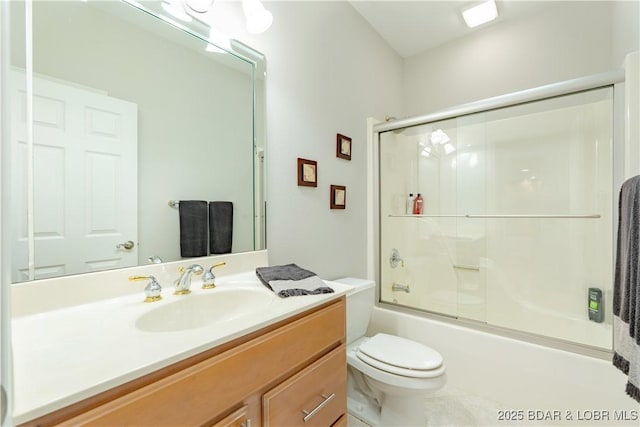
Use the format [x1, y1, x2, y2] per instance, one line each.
[588, 287, 603, 323]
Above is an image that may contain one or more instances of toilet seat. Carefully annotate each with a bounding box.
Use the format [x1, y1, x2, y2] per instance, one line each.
[356, 333, 444, 378]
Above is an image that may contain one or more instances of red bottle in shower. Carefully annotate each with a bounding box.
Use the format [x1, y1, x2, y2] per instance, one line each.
[413, 193, 423, 215]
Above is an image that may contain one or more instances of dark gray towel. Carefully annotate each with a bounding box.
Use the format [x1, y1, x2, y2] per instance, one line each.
[179, 200, 208, 257]
[256, 263, 316, 284]
[613, 175, 640, 403]
[614, 175, 640, 343]
[255, 264, 334, 298]
[209, 201, 233, 254]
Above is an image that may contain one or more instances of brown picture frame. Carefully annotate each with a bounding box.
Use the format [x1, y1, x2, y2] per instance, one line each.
[330, 185, 346, 209]
[297, 158, 317, 187]
[336, 133, 352, 160]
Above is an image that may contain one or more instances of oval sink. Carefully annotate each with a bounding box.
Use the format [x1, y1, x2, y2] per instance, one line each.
[136, 288, 275, 332]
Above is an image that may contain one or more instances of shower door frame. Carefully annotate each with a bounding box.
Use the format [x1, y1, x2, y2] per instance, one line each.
[370, 70, 629, 359]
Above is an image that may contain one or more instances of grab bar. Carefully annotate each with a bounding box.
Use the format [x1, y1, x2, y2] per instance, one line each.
[389, 214, 601, 219]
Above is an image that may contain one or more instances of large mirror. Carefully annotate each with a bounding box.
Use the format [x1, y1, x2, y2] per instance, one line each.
[8, 0, 266, 283]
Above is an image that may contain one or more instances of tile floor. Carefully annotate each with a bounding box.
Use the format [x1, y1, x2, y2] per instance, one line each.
[346, 385, 504, 427]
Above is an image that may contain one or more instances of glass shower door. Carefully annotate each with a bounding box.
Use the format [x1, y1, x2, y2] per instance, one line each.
[481, 88, 613, 348]
[378, 86, 614, 349]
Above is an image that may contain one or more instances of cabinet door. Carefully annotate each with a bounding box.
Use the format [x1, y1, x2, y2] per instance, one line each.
[263, 345, 346, 427]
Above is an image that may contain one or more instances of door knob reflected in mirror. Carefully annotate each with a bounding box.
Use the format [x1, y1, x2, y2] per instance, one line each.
[116, 240, 135, 250]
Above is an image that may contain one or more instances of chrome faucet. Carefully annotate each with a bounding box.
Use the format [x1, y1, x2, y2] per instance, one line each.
[202, 261, 227, 289]
[129, 275, 162, 302]
[147, 255, 163, 264]
[174, 264, 204, 295]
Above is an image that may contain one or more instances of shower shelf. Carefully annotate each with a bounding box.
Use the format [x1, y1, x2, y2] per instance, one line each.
[388, 214, 602, 219]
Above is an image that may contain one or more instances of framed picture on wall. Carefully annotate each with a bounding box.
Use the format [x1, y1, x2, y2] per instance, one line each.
[330, 185, 346, 209]
[336, 133, 352, 160]
[297, 158, 318, 187]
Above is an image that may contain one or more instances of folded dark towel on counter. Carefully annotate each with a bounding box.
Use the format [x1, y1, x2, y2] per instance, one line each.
[209, 201, 233, 254]
[255, 264, 334, 298]
[179, 200, 208, 257]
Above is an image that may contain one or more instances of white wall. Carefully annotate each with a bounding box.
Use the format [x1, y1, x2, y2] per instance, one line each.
[403, 1, 637, 116]
[613, 0, 640, 68]
[204, 1, 404, 279]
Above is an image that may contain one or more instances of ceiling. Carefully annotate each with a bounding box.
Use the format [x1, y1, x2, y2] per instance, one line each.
[348, 1, 552, 58]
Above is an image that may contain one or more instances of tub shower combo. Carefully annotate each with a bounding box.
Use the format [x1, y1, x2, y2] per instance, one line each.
[376, 75, 621, 352]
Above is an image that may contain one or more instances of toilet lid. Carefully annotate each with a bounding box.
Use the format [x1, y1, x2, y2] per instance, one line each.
[356, 333, 443, 376]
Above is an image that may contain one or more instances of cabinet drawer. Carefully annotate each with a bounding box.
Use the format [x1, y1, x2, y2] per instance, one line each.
[263, 345, 346, 427]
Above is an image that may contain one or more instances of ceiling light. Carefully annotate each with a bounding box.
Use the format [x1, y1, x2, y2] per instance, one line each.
[462, 0, 498, 28]
[242, 0, 273, 34]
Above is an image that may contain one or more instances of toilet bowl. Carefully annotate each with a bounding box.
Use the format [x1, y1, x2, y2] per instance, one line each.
[333, 277, 447, 427]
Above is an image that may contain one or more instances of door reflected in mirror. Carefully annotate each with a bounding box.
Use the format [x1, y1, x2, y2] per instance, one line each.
[8, 0, 266, 282]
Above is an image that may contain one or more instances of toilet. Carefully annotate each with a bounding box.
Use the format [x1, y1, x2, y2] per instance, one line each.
[333, 277, 447, 427]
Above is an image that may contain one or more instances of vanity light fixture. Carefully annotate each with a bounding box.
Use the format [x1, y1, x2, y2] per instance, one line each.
[206, 26, 232, 53]
[183, 0, 215, 14]
[157, 0, 273, 36]
[462, 0, 498, 28]
[161, 0, 193, 22]
[242, 0, 273, 34]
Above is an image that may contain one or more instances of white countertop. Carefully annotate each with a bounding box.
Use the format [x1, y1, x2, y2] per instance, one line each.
[11, 271, 352, 424]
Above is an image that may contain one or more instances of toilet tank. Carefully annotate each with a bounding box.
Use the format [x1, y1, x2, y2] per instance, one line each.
[333, 277, 375, 344]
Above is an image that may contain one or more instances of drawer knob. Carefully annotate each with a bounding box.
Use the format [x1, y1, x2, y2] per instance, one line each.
[302, 393, 335, 422]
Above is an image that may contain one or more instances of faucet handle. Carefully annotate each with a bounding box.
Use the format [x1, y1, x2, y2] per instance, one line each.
[202, 262, 226, 289]
[129, 275, 162, 302]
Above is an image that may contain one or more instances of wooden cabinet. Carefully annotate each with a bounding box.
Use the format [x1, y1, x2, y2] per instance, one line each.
[263, 345, 346, 427]
[211, 405, 251, 427]
[24, 297, 346, 427]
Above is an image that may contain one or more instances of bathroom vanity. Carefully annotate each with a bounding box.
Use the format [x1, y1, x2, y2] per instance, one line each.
[11, 253, 350, 427]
